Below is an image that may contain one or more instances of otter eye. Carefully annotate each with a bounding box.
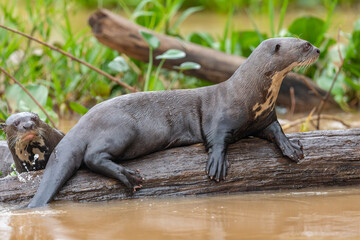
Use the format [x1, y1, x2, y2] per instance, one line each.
[14, 121, 20, 127]
[275, 44, 281, 52]
[303, 42, 312, 51]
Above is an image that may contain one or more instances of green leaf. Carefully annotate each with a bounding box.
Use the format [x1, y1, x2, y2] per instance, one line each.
[69, 102, 88, 115]
[148, 75, 165, 91]
[6, 84, 48, 112]
[91, 80, 111, 98]
[132, 10, 155, 20]
[155, 49, 186, 60]
[139, 30, 160, 49]
[186, 32, 214, 48]
[354, 18, 360, 31]
[108, 56, 129, 72]
[317, 69, 344, 96]
[237, 31, 267, 57]
[174, 62, 201, 70]
[288, 16, 325, 45]
[344, 77, 360, 91]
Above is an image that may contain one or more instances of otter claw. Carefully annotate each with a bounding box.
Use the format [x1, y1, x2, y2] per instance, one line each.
[133, 185, 142, 192]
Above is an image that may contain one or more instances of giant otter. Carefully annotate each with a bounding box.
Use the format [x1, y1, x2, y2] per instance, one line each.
[1, 112, 64, 173]
[28, 38, 320, 208]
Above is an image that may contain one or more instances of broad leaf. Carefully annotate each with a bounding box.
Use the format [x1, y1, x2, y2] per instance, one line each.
[186, 32, 214, 48]
[288, 16, 325, 45]
[156, 49, 186, 60]
[148, 75, 165, 91]
[6, 84, 48, 112]
[69, 102, 89, 115]
[108, 56, 129, 72]
[174, 62, 201, 70]
[139, 30, 160, 49]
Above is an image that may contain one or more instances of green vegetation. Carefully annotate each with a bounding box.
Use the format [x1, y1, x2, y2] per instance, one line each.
[0, 0, 359, 141]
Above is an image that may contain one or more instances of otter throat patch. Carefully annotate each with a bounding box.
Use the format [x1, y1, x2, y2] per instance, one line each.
[252, 63, 298, 119]
[15, 136, 47, 164]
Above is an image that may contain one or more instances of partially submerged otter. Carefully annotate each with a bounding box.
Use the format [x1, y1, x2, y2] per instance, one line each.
[28, 38, 320, 208]
[1, 112, 64, 172]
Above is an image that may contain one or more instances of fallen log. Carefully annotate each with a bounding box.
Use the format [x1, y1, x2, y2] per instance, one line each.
[88, 9, 337, 112]
[1, 129, 359, 204]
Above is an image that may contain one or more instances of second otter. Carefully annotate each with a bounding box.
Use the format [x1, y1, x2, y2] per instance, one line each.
[1, 112, 64, 173]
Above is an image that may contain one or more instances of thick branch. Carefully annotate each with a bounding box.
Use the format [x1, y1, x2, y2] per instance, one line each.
[1, 129, 360, 204]
[88, 9, 337, 112]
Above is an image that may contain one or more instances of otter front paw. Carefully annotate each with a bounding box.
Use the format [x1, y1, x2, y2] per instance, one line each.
[280, 139, 304, 163]
[206, 151, 229, 182]
[121, 168, 143, 192]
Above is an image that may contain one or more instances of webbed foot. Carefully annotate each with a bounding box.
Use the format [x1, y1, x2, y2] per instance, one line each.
[120, 168, 143, 191]
[280, 139, 304, 163]
[206, 151, 229, 182]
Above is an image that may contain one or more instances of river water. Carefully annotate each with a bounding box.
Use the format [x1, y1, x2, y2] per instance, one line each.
[1, 187, 360, 239]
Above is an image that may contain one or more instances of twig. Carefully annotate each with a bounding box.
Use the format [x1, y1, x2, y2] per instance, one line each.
[294, 73, 324, 100]
[0, 24, 138, 93]
[316, 28, 344, 129]
[289, 87, 295, 118]
[282, 114, 350, 131]
[0, 66, 57, 127]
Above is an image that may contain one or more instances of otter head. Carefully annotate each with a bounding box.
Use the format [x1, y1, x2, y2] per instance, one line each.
[249, 38, 320, 119]
[1, 112, 41, 142]
[250, 37, 320, 76]
[1, 112, 49, 171]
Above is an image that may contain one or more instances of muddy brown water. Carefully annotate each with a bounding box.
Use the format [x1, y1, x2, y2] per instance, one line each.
[1, 187, 360, 239]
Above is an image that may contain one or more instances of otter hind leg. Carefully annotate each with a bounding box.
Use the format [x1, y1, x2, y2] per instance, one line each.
[256, 120, 304, 162]
[84, 152, 143, 191]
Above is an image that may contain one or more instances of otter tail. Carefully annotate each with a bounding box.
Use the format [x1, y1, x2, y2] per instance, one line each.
[27, 135, 85, 208]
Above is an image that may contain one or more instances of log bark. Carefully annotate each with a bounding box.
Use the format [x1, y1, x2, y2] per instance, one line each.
[88, 9, 337, 112]
[1, 129, 360, 204]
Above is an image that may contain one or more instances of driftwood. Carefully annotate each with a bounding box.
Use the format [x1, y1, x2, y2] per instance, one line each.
[1, 129, 360, 204]
[88, 9, 337, 112]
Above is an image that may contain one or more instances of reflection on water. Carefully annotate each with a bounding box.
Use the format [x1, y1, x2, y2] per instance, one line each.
[1, 187, 360, 240]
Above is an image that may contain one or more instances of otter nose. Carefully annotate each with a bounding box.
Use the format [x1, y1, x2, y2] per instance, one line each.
[316, 48, 320, 54]
[22, 122, 35, 130]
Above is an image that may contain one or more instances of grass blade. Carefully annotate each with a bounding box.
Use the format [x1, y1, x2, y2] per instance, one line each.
[171, 6, 204, 32]
[220, 6, 234, 52]
[268, 0, 275, 37]
[277, 0, 288, 35]
[246, 9, 264, 42]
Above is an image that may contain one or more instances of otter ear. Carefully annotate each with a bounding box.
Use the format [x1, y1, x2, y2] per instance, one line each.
[275, 44, 281, 52]
[0, 123, 6, 131]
